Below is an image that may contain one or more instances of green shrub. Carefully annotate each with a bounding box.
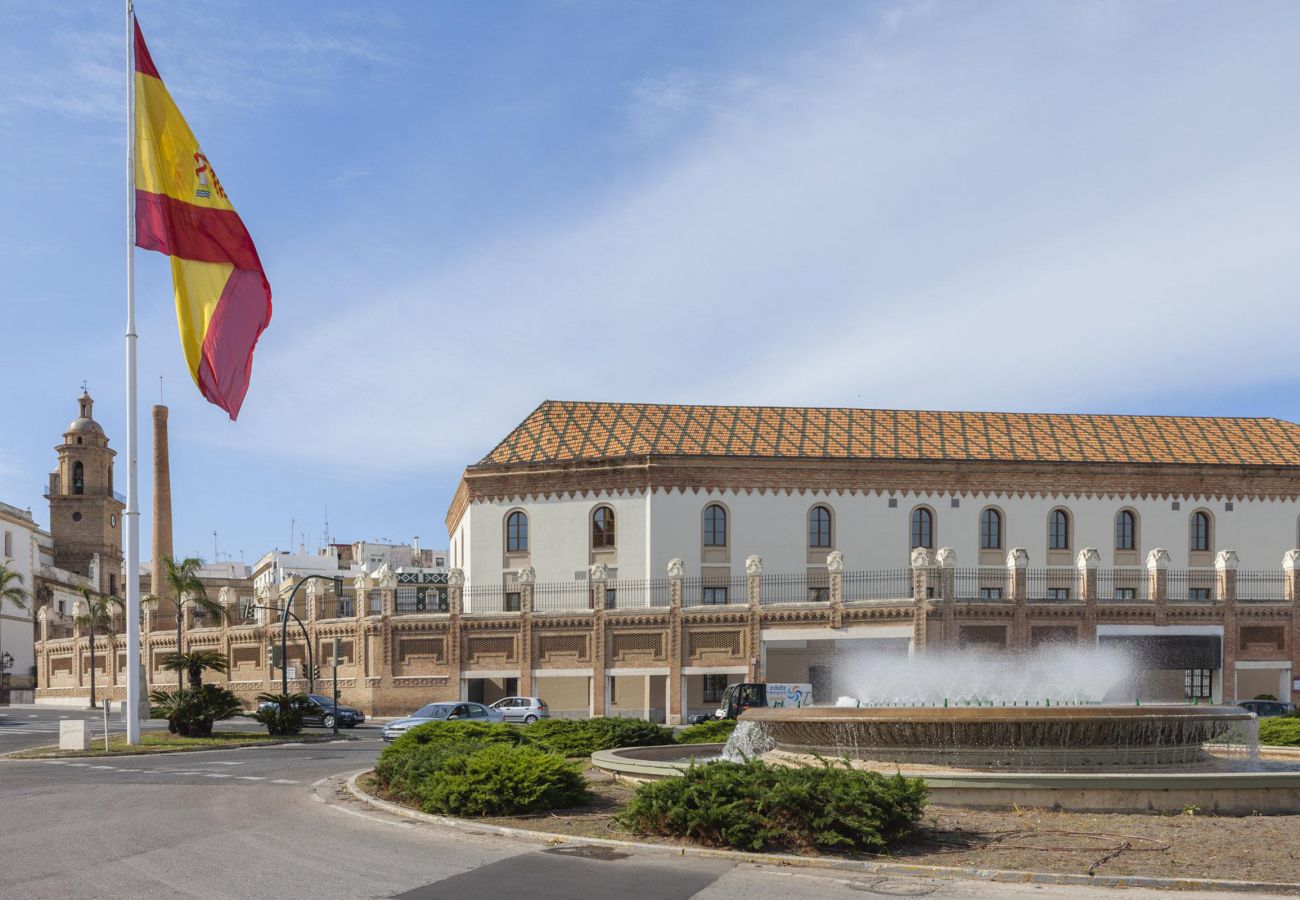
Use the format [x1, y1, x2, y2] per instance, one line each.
[676, 719, 737, 744]
[526, 717, 674, 757]
[374, 721, 531, 800]
[1259, 717, 1300, 746]
[252, 692, 309, 736]
[148, 685, 243, 737]
[415, 744, 589, 816]
[619, 759, 926, 854]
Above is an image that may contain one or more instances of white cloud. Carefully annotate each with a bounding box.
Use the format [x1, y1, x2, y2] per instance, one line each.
[201, 1, 1300, 471]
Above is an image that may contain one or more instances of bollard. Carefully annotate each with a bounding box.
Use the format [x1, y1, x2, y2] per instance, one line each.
[103, 699, 112, 751]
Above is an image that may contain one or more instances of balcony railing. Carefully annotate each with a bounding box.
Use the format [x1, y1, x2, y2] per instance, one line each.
[760, 572, 829, 605]
[1025, 567, 1078, 602]
[603, 578, 671, 609]
[682, 576, 748, 607]
[1097, 567, 1149, 602]
[842, 569, 911, 602]
[1167, 568, 1218, 602]
[954, 567, 1010, 601]
[532, 581, 591, 613]
[1237, 570, 1287, 602]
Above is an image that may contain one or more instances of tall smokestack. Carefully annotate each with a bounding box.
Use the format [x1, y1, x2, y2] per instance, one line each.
[151, 405, 173, 600]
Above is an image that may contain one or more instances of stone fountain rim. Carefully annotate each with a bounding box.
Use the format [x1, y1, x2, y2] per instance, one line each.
[739, 704, 1253, 723]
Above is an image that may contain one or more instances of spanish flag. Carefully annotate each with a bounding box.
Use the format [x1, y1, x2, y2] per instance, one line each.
[133, 18, 270, 420]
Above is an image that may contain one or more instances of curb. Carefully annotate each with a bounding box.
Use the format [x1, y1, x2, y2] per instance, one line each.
[345, 771, 1300, 895]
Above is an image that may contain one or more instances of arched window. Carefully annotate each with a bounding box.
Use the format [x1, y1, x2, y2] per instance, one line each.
[1115, 510, 1136, 551]
[505, 511, 528, 553]
[1048, 508, 1070, 550]
[72, 461, 84, 495]
[1190, 511, 1211, 552]
[592, 506, 616, 549]
[703, 504, 727, 547]
[979, 508, 1002, 550]
[910, 507, 934, 550]
[808, 506, 832, 549]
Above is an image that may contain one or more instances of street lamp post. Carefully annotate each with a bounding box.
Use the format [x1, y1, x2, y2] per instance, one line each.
[255, 574, 343, 715]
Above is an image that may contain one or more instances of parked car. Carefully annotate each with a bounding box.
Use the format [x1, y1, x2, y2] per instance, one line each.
[1237, 699, 1296, 718]
[490, 696, 550, 724]
[381, 701, 503, 742]
[256, 694, 365, 729]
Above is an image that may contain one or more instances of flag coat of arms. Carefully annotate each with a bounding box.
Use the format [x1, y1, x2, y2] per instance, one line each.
[133, 19, 271, 420]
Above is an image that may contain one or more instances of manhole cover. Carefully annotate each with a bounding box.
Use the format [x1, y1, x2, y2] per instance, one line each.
[544, 845, 630, 861]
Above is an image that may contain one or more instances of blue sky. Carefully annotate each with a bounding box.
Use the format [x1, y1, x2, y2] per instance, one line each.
[2, 1, 1299, 564]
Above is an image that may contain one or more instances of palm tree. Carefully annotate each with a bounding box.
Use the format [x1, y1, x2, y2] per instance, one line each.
[148, 556, 223, 690]
[161, 650, 229, 689]
[74, 588, 123, 709]
[0, 562, 28, 697]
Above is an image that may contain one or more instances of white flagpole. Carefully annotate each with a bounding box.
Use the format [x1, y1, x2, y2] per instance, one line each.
[124, 0, 142, 746]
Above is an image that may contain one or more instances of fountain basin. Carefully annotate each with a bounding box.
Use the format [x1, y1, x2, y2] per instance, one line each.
[589, 743, 1300, 815]
[740, 704, 1255, 770]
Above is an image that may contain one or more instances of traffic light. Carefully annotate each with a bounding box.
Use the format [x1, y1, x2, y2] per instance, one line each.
[267, 643, 283, 668]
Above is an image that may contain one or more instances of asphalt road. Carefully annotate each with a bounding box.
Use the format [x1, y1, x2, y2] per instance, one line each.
[0, 731, 1284, 899]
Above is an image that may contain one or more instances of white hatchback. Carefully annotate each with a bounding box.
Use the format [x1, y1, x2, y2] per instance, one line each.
[490, 696, 551, 724]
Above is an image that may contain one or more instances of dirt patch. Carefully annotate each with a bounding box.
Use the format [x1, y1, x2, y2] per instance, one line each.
[367, 765, 1300, 886]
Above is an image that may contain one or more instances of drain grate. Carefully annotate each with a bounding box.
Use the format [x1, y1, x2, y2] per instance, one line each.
[543, 844, 630, 861]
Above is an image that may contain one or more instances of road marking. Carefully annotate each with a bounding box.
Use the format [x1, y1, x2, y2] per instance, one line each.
[65, 762, 91, 767]
[204, 773, 232, 779]
[235, 776, 265, 781]
[322, 800, 413, 829]
[90, 765, 116, 770]
[270, 779, 299, 785]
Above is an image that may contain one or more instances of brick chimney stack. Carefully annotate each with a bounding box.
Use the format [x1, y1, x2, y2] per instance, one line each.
[150, 405, 173, 600]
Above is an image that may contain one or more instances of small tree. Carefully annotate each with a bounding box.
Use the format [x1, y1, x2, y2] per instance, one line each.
[148, 556, 223, 691]
[74, 589, 123, 709]
[0, 562, 28, 698]
[161, 650, 229, 689]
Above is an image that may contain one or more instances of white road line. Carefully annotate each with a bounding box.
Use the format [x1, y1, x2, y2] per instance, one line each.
[90, 765, 116, 770]
[204, 773, 232, 779]
[235, 776, 265, 781]
[322, 801, 413, 829]
[270, 779, 299, 785]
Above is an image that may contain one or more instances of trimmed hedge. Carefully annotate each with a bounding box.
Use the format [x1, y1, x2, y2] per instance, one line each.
[525, 717, 674, 757]
[373, 721, 527, 800]
[415, 744, 589, 816]
[1259, 717, 1300, 746]
[676, 719, 737, 744]
[619, 758, 926, 854]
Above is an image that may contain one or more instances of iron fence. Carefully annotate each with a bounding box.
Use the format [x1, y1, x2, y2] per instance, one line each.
[1097, 567, 1149, 601]
[320, 593, 356, 619]
[953, 567, 1010, 601]
[1025, 567, 1078, 601]
[394, 585, 450, 614]
[1167, 568, 1218, 602]
[682, 576, 749, 607]
[532, 581, 593, 613]
[760, 572, 830, 604]
[465, 584, 521, 614]
[842, 569, 911, 602]
[603, 578, 671, 609]
[1236, 570, 1288, 602]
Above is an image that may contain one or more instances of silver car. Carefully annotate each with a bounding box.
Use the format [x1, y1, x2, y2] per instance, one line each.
[381, 701, 503, 742]
[490, 696, 551, 724]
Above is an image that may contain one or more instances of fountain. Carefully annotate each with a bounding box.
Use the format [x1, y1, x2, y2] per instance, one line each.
[591, 647, 1300, 814]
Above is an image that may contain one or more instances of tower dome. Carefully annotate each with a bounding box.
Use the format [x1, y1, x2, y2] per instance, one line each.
[67, 390, 104, 435]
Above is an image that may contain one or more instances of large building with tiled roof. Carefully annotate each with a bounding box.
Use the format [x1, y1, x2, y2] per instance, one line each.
[438, 399, 1300, 720]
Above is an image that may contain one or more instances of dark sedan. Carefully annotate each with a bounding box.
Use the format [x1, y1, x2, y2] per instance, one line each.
[257, 694, 366, 728]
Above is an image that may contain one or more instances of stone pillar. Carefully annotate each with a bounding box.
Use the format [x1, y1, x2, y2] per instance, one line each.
[589, 564, 608, 611]
[1285, 550, 1300, 604]
[518, 567, 535, 696]
[305, 579, 322, 623]
[1287, 552, 1300, 704]
[826, 550, 844, 630]
[1005, 549, 1028, 602]
[1077, 548, 1100, 644]
[447, 568, 464, 705]
[1217, 550, 1239, 701]
[934, 548, 957, 601]
[1146, 548, 1170, 608]
[667, 558, 684, 725]
[745, 556, 763, 681]
[591, 604, 607, 717]
[150, 405, 173, 604]
[910, 548, 933, 602]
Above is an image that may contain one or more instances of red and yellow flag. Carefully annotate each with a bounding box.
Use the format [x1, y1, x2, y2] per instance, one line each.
[133, 19, 271, 421]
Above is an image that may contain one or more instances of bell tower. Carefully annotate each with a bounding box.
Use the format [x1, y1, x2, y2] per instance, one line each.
[48, 389, 124, 596]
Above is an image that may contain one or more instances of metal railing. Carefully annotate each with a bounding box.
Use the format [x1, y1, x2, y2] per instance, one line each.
[603, 578, 671, 609]
[682, 576, 748, 607]
[394, 586, 449, 614]
[842, 569, 911, 602]
[1167, 568, 1218, 602]
[760, 572, 830, 604]
[1025, 567, 1078, 601]
[1097, 568, 1149, 601]
[953, 567, 1010, 601]
[532, 581, 592, 613]
[1236, 570, 1287, 602]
